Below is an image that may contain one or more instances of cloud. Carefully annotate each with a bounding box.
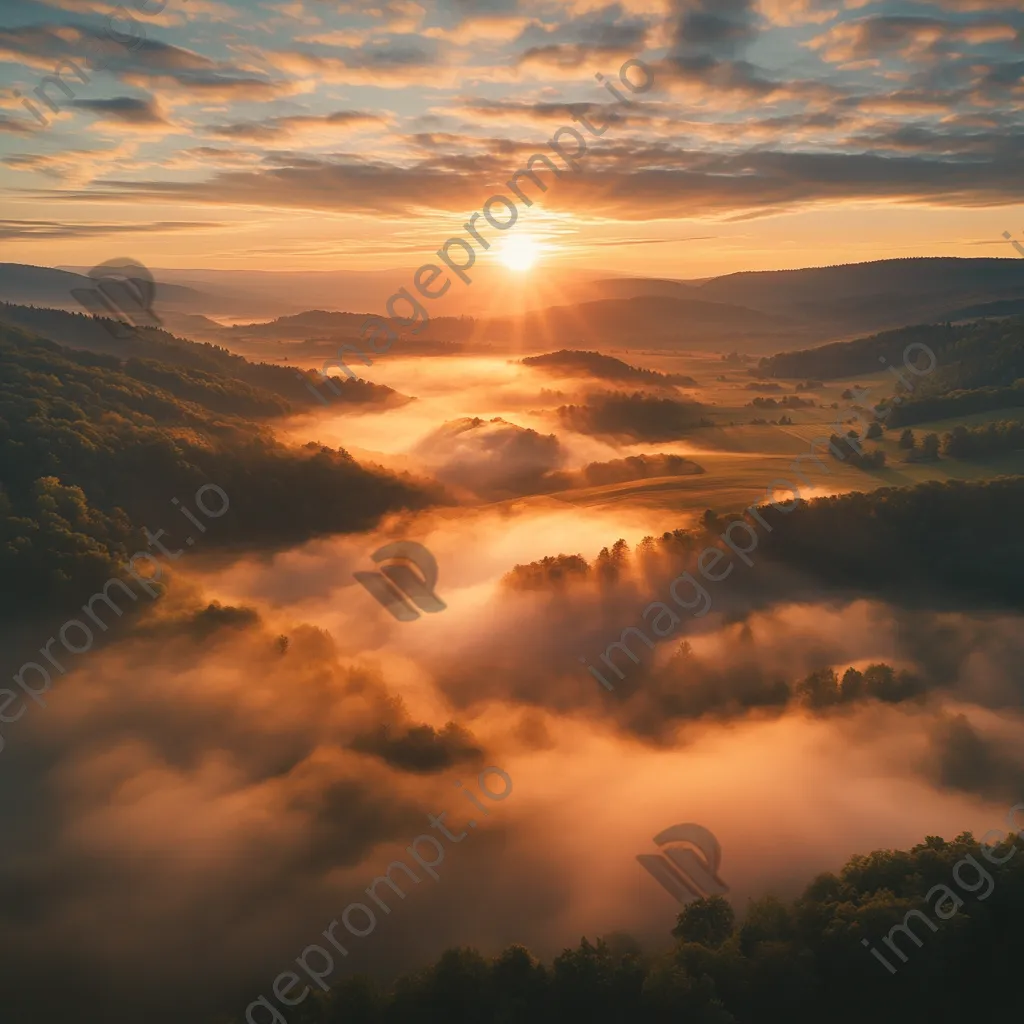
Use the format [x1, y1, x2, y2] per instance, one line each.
[0, 218, 224, 239]
[0, 23, 293, 104]
[34, 137, 1024, 219]
[70, 95, 170, 128]
[809, 14, 1020, 65]
[202, 110, 391, 143]
[448, 97, 633, 126]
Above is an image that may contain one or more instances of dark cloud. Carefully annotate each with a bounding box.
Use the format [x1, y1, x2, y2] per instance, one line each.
[0, 23, 289, 102]
[926, 714, 1024, 804]
[669, 0, 762, 58]
[70, 95, 168, 125]
[32, 139, 1024, 219]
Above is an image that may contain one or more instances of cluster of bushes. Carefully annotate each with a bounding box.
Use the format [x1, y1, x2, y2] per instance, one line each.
[749, 396, 815, 410]
[827, 433, 886, 469]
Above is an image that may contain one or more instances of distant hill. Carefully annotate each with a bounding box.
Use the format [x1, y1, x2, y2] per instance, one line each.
[522, 349, 697, 386]
[568, 277, 701, 302]
[0, 262, 215, 312]
[11, 256, 1024, 350]
[696, 257, 1024, 334]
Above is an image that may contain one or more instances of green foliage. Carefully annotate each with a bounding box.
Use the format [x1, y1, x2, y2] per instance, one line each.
[0, 322, 434, 618]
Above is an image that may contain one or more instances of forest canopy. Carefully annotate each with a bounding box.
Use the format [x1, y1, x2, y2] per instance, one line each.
[0, 321, 437, 619]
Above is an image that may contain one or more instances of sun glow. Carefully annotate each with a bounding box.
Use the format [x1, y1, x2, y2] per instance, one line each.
[498, 234, 541, 272]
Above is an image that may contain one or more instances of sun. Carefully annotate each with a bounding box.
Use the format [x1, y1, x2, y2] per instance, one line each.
[498, 234, 541, 272]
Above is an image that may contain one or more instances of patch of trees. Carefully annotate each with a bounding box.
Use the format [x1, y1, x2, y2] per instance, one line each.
[244, 830, 1024, 1024]
[578, 454, 704, 487]
[0, 322, 435, 618]
[794, 664, 926, 708]
[523, 350, 697, 386]
[765, 476, 1024, 608]
[827, 433, 886, 469]
[750, 396, 815, 410]
[557, 393, 709, 441]
[884, 380, 1024, 428]
[943, 421, 1024, 459]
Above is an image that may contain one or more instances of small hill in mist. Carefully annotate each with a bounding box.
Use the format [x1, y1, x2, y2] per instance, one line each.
[0, 262, 217, 312]
[413, 417, 565, 499]
[522, 350, 697, 386]
[558, 391, 709, 441]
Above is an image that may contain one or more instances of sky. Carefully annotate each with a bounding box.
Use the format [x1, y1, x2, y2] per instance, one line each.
[1, 0, 1023, 277]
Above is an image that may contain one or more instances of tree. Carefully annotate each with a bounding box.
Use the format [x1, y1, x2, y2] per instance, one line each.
[672, 896, 736, 948]
[796, 668, 840, 709]
[922, 432, 941, 460]
[899, 428, 916, 449]
[866, 422, 883, 440]
[840, 667, 865, 701]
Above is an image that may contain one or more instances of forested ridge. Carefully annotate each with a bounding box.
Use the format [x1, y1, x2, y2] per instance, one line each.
[507, 476, 1024, 610]
[0, 302, 402, 411]
[230, 830, 1024, 1023]
[0, 321, 436, 619]
[761, 318, 1024, 395]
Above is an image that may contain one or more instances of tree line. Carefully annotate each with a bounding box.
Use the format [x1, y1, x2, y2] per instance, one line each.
[225, 829, 1024, 1023]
